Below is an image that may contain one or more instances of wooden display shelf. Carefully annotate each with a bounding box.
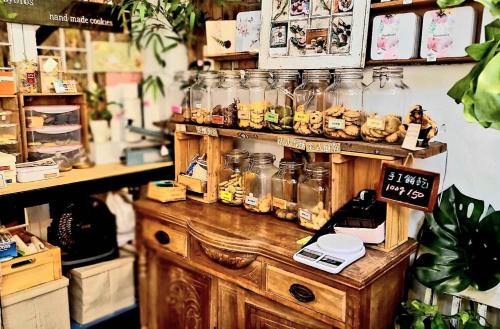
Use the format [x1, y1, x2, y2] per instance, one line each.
[0, 96, 22, 161]
[20, 93, 83, 97]
[371, 0, 437, 10]
[366, 56, 476, 66]
[206, 51, 258, 62]
[176, 124, 447, 159]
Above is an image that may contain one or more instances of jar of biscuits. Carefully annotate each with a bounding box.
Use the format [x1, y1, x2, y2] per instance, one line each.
[324, 68, 365, 140]
[297, 163, 331, 231]
[190, 71, 219, 125]
[362, 67, 409, 144]
[264, 70, 299, 133]
[212, 71, 241, 128]
[293, 70, 331, 136]
[243, 153, 277, 213]
[238, 70, 271, 131]
[271, 161, 303, 221]
[218, 149, 250, 206]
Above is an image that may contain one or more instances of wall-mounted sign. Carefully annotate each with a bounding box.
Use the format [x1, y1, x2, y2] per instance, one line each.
[0, 0, 124, 32]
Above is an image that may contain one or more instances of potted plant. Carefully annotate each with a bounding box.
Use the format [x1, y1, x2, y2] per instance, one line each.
[86, 84, 114, 144]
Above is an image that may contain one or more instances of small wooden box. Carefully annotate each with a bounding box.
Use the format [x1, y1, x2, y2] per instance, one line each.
[147, 180, 187, 203]
[178, 174, 207, 194]
[0, 236, 62, 297]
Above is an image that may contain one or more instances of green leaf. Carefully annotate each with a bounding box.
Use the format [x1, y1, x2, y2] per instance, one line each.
[485, 19, 500, 41]
[474, 51, 500, 124]
[458, 312, 470, 324]
[437, 0, 466, 7]
[414, 316, 426, 329]
[466, 40, 495, 61]
[189, 11, 196, 31]
[431, 314, 448, 329]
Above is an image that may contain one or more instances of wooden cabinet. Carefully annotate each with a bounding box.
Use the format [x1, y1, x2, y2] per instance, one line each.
[136, 200, 417, 329]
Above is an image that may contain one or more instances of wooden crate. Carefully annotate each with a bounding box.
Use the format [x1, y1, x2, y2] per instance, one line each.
[147, 180, 187, 203]
[0, 237, 62, 297]
[0, 95, 22, 162]
[174, 131, 233, 203]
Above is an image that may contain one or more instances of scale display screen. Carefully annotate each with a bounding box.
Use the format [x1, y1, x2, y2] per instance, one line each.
[296, 248, 322, 261]
[319, 255, 345, 268]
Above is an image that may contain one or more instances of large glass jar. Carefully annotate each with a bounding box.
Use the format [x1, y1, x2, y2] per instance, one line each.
[264, 70, 299, 133]
[243, 153, 277, 213]
[293, 70, 331, 136]
[324, 69, 366, 140]
[190, 71, 219, 125]
[297, 163, 330, 230]
[166, 71, 197, 122]
[238, 70, 271, 130]
[361, 66, 409, 144]
[271, 161, 303, 221]
[218, 149, 250, 206]
[211, 71, 241, 128]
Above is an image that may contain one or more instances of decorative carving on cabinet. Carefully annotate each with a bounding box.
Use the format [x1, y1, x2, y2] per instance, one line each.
[199, 241, 257, 269]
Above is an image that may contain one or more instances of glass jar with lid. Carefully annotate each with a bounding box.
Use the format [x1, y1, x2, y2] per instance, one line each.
[361, 66, 409, 144]
[166, 71, 197, 122]
[218, 149, 250, 206]
[264, 70, 299, 133]
[324, 68, 366, 140]
[238, 70, 271, 130]
[190, 71, 219, 125]
[211, 71, 241, 128]
[271, 160, 304, 221]
[297, 163, 331, 230]
[293, 70, 331, 136]
[243, 153, 277, 213]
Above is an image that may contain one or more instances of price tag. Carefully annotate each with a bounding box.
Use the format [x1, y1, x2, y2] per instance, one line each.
[277, 137, 306, 150]
[294, 112, 310, 123]
[211, 115, 224, 125]
[306, 141, 341, 153]
[219, 191, 233, 202]
[265, 111, 279, 123]
[328, 118, 346, 130]
[272, 197, 288, 209]
[403, 0, 413, 4]
[402, 123, 424, 151]
[238, 109, 250, 120]
[245, 195, 258, 206]
[195, 103, 202, 109]
[426, 53, 437, 62]
[367, 117, 385, 130]
[195, 126, 218, 137]
[299, 209, 312, 222]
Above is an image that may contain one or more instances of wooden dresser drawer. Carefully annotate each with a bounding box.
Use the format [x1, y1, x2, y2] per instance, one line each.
[143, 219, 188, 257]
[266, 265, 346, 322]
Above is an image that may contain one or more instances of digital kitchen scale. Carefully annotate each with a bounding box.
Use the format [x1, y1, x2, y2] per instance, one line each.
[293, 234, 366, 274]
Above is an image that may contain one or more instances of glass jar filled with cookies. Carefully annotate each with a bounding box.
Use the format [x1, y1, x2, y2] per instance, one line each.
[238, 70, 271, 131]
[264, 70, 299, 133]
[297, 163, 331, 231]
[324, 68, 365, 140]
[218, 149, 250, 206]
[293, 70, 331, 136]
[243, 153, 277, 213]
[362, 67, 409, 144]
[190, 71, 219, 125]
[271, 160, 304, 221]
[212, 71, 241, 128]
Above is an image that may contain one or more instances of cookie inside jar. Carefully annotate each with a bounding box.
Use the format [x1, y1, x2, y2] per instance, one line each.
[323, 68, 366, 140]
[293, 70, 331, 136]
[238, 70, 272, 131]
[211, 71, 242, 128]
[271, 160, 304, 221]
[218, 149, 250, 206]
[190, 71, 220, 125]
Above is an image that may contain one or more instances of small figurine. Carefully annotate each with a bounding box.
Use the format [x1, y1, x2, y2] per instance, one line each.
[400, 105, 438, 147]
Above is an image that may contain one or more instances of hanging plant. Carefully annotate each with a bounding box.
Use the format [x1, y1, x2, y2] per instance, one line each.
[414, 185, 500, 293]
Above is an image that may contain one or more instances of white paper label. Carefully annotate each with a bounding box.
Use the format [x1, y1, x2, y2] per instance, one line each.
[367, 118, 385, 130]
[402, 123, 424, 151]
[427, 53, 437, 62]
[195, 103, 202, 109]
[403, 0, 412, 4]
[43, 58, 58, 73]
[245, 196, 258, 206]
[328, 118, 346, 130]
[299, 209, 312, 222]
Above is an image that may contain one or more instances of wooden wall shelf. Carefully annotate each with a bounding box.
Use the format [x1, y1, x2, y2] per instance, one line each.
[366, 56, 476, 66]
[371, 0, 437, 11]
[206, 51, 258, 62]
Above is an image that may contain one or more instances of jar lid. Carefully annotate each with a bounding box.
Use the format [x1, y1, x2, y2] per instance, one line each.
[335, 68, 363, 79]
[250, 152, 275, 164]
[273, 70, 300, 80]
[246, 69, 271, 79]
[279, 160, 303, 170]
[220, 70, 241, 79]
[305, 162, 330, 176]
[304, 70, 331, 80]
[372, 66, 403, 78]
[224, 149, 249, 162]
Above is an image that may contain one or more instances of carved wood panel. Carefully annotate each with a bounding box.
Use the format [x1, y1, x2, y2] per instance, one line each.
[155, 257, 212, 329]
[246, 304, 325, 329]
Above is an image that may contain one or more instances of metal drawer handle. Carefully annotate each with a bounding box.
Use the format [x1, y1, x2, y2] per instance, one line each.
[154, 231, 170, 245]
[289, 283, 315, 303]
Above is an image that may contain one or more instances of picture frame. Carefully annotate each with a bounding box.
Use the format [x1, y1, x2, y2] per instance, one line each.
[259, 0, 371, 69]
[38, 56, 62, 93]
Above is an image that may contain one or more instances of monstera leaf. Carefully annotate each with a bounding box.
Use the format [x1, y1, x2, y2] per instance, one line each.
[414, 185, 500, 293]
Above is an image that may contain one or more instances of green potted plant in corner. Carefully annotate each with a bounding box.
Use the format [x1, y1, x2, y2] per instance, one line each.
[86, 84, 114, 144]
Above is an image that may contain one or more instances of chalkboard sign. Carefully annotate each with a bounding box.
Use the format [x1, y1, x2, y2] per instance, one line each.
[376, 163, 440, 212]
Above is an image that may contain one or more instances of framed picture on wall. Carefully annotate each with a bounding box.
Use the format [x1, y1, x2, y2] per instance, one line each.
[259, 0, 371, 69]
[38, 56, 62, 94]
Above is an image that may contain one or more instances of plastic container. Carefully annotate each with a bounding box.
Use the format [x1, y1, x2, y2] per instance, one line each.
[243, 153, 277, 213]
[0, 111, 13, 124]
[166, 71, 197, 122]
[25, 105, 80, 128]
[28, 144, 82, 163]
[271, 161, 304, 221]
[297, 163, 331, 230]
[362, 67, 408, 144]
[212, 71, 242, 128]
[218, 149, 250, 206]
[293, 70, 331, 136]
[238, 70, 271, 130]
[0, 124, 17, 143]
[190, 71, 219, 125]
[264, 70, 299, 133]
[324, 68, 365, 140]
[26, 125, 82, 148]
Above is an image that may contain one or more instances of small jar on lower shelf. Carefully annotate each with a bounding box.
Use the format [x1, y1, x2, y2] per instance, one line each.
[218, 149, 250, 206]
[297, 163, 331, 230]
[271, 161, 303, 221]
[243, 153, 277, 213]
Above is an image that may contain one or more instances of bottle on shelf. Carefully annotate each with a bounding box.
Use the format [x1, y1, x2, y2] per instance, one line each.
[212, 71, 242, 128]
[238, 70, 272, 131]
[243, 153, 277, 213]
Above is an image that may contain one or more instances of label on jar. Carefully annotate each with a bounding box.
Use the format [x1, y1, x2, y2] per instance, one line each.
[272, 197, 288, 209]
[195, 103, 202, 109]
[299, 209, 312, 222]
[294, 112, 310, 123]
[367, 117, 385, 130]
[219, 191, 234, 202]
[245, 195, 258, 206]
[328, 118, 346, 130]
[238, 109, 250, 120]
[212, 115, 224, 125]
[265, 111, 279, 123]
[170, 105, 182, 114]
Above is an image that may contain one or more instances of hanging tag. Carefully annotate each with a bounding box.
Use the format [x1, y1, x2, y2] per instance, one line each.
[367, 117, 385, 130]
[294, 112, 310, 123]
[328, 118, 346, 130]
[265, 111, 279, 123]
[219, 191, 233, 202]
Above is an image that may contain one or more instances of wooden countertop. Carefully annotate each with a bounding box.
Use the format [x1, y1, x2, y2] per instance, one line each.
[135, 199, 418, 288]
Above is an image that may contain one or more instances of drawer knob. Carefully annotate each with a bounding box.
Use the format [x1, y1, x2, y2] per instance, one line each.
[289, 283, 315, 303]
[154, 231, 170, 245]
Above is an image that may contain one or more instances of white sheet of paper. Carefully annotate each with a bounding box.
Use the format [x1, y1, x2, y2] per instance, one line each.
[43, 58, 59, 73]
[402, 123, 425, 151]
